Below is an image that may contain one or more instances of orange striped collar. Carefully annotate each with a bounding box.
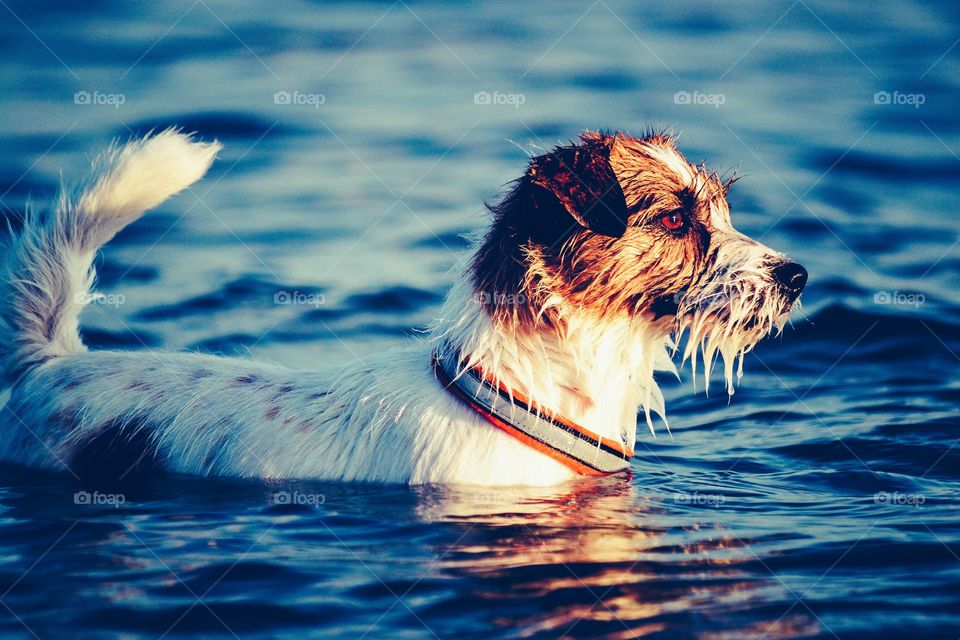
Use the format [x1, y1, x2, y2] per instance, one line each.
[432, 347, 633, 476]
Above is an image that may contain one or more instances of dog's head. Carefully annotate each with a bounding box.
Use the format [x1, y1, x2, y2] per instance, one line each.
[472, 130, 806, 391]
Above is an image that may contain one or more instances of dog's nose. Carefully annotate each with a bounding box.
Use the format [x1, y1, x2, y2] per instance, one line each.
[773, 261, 808, 299]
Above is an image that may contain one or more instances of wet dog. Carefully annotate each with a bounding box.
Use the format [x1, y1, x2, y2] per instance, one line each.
[0, 129, 805, 485]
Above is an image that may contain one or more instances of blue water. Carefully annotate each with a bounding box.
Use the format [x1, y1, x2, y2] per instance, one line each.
[1, 1, 959, 638]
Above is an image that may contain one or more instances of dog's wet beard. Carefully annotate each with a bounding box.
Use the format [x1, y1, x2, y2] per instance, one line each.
[672, 265, 797, 396]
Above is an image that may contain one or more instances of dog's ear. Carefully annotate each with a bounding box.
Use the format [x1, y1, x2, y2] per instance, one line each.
[525, 137, 629, 239]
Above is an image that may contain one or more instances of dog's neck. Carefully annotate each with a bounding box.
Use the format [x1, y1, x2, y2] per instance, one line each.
[433, 277, 674, 448]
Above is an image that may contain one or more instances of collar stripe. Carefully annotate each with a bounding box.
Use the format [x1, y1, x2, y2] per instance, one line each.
[475, 369, 633, 459]
[432, 348, 633, 476]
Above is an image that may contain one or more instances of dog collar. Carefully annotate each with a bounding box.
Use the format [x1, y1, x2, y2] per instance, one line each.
[432, 347, 633, 476]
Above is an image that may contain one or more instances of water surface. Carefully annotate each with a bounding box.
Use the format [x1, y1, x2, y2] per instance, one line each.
[0, 1, 958, 638]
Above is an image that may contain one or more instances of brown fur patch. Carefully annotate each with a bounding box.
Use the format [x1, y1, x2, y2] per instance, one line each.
[472, 130, 732, 329]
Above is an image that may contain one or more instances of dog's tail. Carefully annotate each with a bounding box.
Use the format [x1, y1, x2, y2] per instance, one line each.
[0, 129, 220, 381]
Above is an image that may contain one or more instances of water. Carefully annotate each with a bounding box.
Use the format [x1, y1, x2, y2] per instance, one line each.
[1, 1, 959, 638]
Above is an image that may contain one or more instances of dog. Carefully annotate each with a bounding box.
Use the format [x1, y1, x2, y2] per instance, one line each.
[0, 128, 806, 485]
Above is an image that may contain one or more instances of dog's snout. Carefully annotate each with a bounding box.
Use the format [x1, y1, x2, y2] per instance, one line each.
[773, 261, 808, 299]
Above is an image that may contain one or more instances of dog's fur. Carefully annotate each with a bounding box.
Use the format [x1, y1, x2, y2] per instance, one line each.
[0, 129, 805, 485]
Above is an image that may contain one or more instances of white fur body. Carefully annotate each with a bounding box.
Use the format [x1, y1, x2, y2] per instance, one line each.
[1, 282, 680, 484]
[3, 343, 585, 485]
[0, 130, 683, 485]
[1, 282, 673, 485]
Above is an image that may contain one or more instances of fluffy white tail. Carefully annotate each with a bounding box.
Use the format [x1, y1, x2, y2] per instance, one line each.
[0, 129, 220, 381]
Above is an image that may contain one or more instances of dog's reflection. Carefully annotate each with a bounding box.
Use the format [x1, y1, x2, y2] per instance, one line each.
[415, 474, 648, 563]
[413, 477, 817, 639]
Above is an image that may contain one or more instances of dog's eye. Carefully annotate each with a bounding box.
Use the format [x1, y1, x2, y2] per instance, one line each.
[659, 211, 686, 232]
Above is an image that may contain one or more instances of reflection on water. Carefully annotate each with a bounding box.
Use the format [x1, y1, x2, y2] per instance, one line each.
[1, 0, 959, 637]
[415, 479, 816, 639]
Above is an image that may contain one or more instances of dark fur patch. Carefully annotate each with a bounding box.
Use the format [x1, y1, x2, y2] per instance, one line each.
[471, 132, 630, 327]
[271, 384, 296, 404]
[59, 372, 92, 391]
[202, 433, 232, 474]
[231, 374, 259, 387]
[51, 406, 82, 430]
[70, 416, 165, 480]
[527, 135, 629, 238]
[297, 419, 315, 434]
